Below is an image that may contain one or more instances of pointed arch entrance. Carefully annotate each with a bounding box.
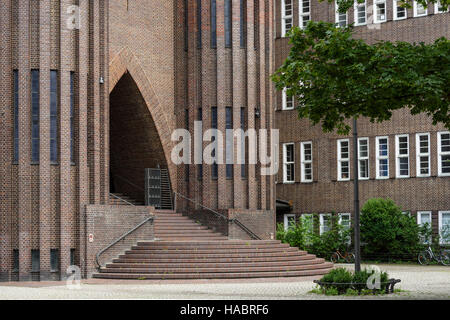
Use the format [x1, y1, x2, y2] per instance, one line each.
[109, 48, 175, 203]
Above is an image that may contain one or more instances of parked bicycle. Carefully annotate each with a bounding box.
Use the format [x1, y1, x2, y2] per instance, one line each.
[330, 250, 355, 263]
[418, 246, 450, 266]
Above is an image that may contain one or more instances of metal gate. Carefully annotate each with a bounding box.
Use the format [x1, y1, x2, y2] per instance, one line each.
[145, 168, 162, 208]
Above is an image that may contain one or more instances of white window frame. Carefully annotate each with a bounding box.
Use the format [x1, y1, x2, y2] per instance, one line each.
[438, 131, 450, 177]
[438, 211, 450, 245]
[358, 137, 369, 180]
[338, 213, 351, 229]
[300, 141, 313, 183]
[284, 213, 296, 231]
[335, 1, 348, 27]
[337, 139, 351, 181]
[416, 133, 430, 177]
[413, 0, 428, 17]
[374, 0, 387, 23]
[299, 0, 311, 29]
[320, 213, 332, 235]
[281, 0, 294, 37]
[283, 143, 295, 183]
[354, 0, 367, 26]
[376, 136, 389, 179]
[393, 0, 407, 20]
[395, 134, 410, 178]
[417, 211, 432, 244]
[435, 1, 449, 13]
[282, 87, 294, 110]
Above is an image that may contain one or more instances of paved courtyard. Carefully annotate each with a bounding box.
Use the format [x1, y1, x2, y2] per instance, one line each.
[0, 264, 448, 300]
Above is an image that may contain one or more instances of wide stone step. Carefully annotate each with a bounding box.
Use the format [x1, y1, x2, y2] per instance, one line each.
[107, 258, 324, 269]
[132, 243, 290, 250]
[120, 251, 305, 259]
[137, 240, 281, 246]
[99, 262, 332, 274]
[113, 254, 317, 264]
[125, 247, 298, 255]
[93, 267, 334, 280]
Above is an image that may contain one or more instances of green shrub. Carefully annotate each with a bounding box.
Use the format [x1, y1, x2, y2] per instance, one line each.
[320, 267, 353, 294]
[360, 198, 421, 260]
[352, 268, 389, 292]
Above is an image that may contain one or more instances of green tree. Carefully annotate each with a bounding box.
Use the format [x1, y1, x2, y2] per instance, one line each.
[360, 198, 421, 259]
[272, 21, 450, 134]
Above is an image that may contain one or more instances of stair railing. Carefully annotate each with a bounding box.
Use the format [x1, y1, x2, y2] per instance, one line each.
[109, 192, 136, 206]
[95, 215, 155, 270]
[173, 192, 261, 240]
[114, 174, 145, 192]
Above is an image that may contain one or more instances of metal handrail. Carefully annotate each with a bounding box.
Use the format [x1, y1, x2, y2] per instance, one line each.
[109, 192, 136, 206]
[95, 215, 154, 270]
[113, 174, 145, 191]
[174, 191, 261, 240]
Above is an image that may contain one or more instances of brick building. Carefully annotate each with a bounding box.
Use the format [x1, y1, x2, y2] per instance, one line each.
[0, 1, 279, 282]
[275, 0, 450, 242]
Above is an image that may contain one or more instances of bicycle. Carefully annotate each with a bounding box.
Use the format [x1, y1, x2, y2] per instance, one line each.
[418, 246, 450, 266]
[330, 250, 355, 263]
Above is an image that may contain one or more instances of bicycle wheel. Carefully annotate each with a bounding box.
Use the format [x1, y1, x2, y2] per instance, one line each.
[330, 252, 339, 263]
[418, 251, 431, 265]
[345, 253, 355, 264]
[439, 251, 450, 266]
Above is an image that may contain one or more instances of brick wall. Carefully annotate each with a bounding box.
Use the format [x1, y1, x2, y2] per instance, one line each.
[85, 205, 154, 278]
[229, 209, 276, 240]
[274, 1, 450, 237]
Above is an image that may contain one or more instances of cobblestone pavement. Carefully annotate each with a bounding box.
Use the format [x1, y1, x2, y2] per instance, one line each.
[0, 264, 448, 300]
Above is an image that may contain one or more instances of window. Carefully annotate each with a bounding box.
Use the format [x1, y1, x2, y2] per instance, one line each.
[281, 88, 294, 110]
[320, 213, 332, 235]
[299, 0, 311, 29]
[211, 0, 217, 48]
[225, 0, 232, 47]
[395, 134, 409, 178]
[281, 0, 293, 36]
[358, 138, 369, 179]
[31, 70, 40, 163]
[301, 214, 314, 243]
[413, 1, 427, 16]
[12, 249, 19, 272]
[435, 1, 449, 13]
[240, 107, 246, 178]
[13, 70, 19, 162]
[335, 1, 348, 27]
[376, 136, 389, 179]
[226, 107, 233, 179]
[354, 0, 367, 25]
[50, 249, 59, 272]
[240, 0, 247, 48]
[402, 210, 411, 217]
[393, 0, 407, 20]
[211, 107, 218, 179]
[284, 214, 296, 231]
[31, 249, 40, 272]
[50, 70, 58, 163]
[374, 0, 387, 23]
[70, 72, 75, 163]
[283, 143, 295, 183]
[300, 141, 313, 182]
[417, 211, 432, 243]
[337, 139, 350, 181]
[416, 133, 430, 177]
[438, 132, 450, 176]
[339, 213, 351, 230]
[197, 0, 202, 49]
[438, 211, 450, 244]
[339, 213, 351, 243]
[70, 248, 76, 266]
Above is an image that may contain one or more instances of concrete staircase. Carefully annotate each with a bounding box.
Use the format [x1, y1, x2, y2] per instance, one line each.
[93, 211, 333, 280]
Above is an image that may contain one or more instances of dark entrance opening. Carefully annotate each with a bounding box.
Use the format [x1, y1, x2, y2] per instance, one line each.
[109, 72, 169, 204]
